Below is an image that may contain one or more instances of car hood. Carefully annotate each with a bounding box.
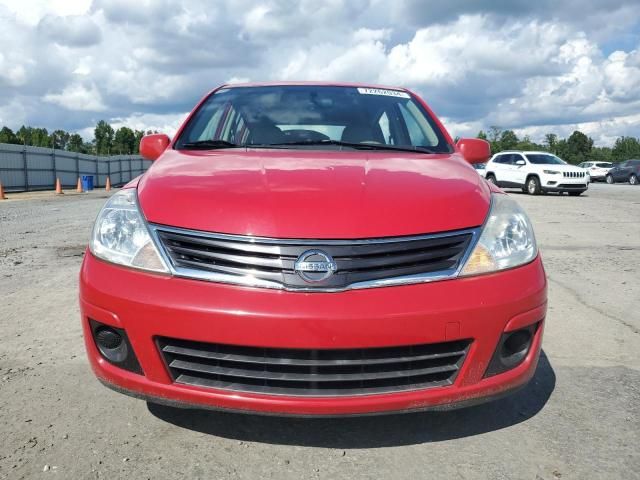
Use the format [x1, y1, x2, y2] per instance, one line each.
[138, 149, 491, 239]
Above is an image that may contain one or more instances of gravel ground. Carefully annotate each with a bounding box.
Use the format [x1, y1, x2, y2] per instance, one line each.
[0, 183, 638, 479]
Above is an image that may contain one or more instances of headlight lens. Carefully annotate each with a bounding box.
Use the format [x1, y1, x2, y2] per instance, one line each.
[460, 194, 537, 276]
[90, 189, 169, 273]
[543, 170, 560, 174]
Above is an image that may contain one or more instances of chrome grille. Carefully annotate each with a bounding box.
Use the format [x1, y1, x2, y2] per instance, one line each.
[158, 337, 471, 396]
[152, 225, 477, 291]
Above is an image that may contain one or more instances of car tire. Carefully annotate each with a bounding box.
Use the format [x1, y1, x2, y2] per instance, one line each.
[526, 176, 541, 195]
[630, 174, 638, 185]
[606, 175, 614, 184]
[486, 174, 496, 185]
[569, 191, 583, 196]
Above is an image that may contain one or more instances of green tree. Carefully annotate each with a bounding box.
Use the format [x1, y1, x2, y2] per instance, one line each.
[133, 130, 145, 154]
[16, 126, 32, 145]
[94, 120, 115, 155]
[516, 135, 540, 152]
[611, 136, 640, 162]
[68, 134, 85, 153]
[477, 130, 488, 140]
[590, 146, 613, 163]
[562, 130, 593, 164]
[51, 130, 70, 150]
[0, 126, 19, 144]
[555, 139, 569, 161]
[113, 126, 136, 154]
[544, 133, 558, 154]
[499, 130, 519, 151]
[31, 128, 51, 147]
[487, 126, 503, 153]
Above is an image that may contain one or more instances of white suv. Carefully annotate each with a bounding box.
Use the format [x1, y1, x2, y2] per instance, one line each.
[577, 161, 612, 182]
[485, 151, 589, 196]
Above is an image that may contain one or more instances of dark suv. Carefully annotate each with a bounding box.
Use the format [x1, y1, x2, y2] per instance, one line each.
[606, 160, 640, 185]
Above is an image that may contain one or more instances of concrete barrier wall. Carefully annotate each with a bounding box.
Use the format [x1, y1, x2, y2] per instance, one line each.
[0, 143, 152, 192]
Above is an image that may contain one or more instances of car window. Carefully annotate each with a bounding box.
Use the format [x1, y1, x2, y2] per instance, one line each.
[176, 85, 452, 152]
[596, 162, 612, 168]
[629, 160, 640, 166]
[525, 153, 566, 165]
[377, 112, 392, 144]
[397, 103, 438, 146]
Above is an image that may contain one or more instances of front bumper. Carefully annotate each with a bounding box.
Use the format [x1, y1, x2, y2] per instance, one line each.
[541, 178, 588, 193]
[80, 252, 547, 416]
[543, 185, 588, 193]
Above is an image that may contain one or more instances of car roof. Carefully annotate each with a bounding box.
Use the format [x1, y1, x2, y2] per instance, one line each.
[219, 81, 410, 92]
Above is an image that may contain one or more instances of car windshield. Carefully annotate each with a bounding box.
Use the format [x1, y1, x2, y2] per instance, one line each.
[525, 153, 567, 165]
[175, 85, 452, 153]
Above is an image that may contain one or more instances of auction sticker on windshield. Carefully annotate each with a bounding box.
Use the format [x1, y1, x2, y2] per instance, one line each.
[357, 87, 410, 98]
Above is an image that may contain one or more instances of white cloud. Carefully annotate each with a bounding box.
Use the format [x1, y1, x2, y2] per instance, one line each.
[0, 53, 27, 86]
[37, 13, 102, 47]
[603, 50, 640, 101]
[1, 0, 640, 145]
[515, 112, 640, 146]
[0, 0, 91, 24]
[43, 83, 107, 111]
[77, 111, 189, 140]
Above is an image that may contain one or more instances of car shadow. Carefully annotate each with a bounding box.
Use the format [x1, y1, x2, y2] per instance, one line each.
[147, 351, 555, 448]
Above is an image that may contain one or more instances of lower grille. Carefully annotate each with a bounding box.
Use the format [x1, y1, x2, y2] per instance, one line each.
[557, 183, 587, 189]
[158, 337, 471, 396]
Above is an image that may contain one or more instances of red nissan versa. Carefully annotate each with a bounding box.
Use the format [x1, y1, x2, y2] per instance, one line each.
[80, 82, 547, 416]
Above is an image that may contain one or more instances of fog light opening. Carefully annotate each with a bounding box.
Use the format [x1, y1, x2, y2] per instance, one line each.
[500, 329, 532, 363]
[95, 327, 122, 350]
[484, 323, 538, 378]
[89, 319, 143, 375]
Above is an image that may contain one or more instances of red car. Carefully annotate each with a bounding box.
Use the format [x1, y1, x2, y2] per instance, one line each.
[80, 82, 547, 416]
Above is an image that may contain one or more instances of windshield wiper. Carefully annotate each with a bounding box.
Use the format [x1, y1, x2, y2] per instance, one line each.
[268, 139, 436, 154]
[180, 138, 438, 153]
[180, 140, 241, 149]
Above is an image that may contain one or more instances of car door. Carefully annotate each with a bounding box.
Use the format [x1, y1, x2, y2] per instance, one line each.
[500, 154, 525, 186]
[491, 154, 512, 185]
[510, 153, 528, 185]
[613, 161, 628, 181]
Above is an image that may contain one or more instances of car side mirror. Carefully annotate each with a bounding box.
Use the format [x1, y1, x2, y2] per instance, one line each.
[456, 138, 491, 164]
[515, 159, 526, 166]
[140, 134, 171, 161]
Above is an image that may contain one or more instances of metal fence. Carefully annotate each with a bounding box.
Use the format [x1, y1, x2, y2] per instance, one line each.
[0, 143, 152, 192]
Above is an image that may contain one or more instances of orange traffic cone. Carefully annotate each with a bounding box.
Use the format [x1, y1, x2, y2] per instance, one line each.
[77, 177, 83, 193]
[55, 178, 64, 194]
[0, 181, 7, 200]
[105, 176, 111, 192]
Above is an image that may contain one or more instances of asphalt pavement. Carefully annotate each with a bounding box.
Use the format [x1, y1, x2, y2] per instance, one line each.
[0, 183, 638, 479]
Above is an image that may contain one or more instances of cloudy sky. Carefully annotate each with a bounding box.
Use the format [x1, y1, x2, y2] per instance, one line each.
[1, 0, 639, 145]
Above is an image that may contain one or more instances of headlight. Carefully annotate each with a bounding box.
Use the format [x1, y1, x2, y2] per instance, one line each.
[460, 194, 537, 276]
[90, 189, 169, 273]
[543, 170, 560, 174]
